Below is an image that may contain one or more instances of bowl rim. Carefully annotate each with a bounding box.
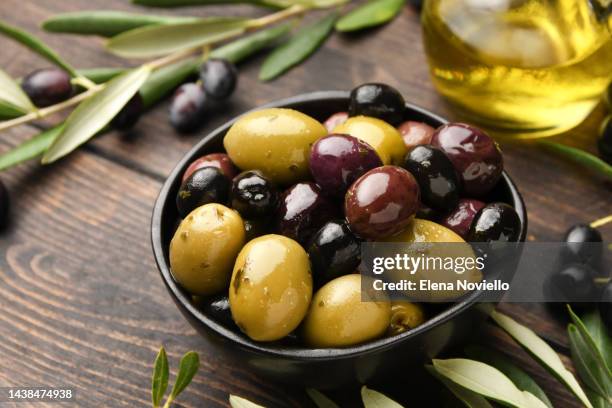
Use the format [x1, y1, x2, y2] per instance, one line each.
[151, 90, 528, 361]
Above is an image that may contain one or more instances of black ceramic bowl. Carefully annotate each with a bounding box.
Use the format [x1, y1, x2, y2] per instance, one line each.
[151, 91, 527, 389]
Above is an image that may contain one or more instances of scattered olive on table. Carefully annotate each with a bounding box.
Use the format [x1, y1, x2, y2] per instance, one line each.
[111, 92, 144, 130]
[169, 83, 208, 133]
[562, 223, 603, 268]
[21, 67, 73, 107]
[200, 59, 238, 101]
[549, 264, 598, 303]
[167, 82, 521, 348]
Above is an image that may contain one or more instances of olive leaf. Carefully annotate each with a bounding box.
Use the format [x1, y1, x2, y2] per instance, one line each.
[140, 58, 199, 108]
[151, 346, 169, 408]
[211, 23, 291, 63]
[106, 18, 250, 58]
[491, 310, 594, 408]
[132, 0, 274, 8]
[587, 389, 609, 408]
[361, 386, 404, 408]
[169, 351, 200, 400]
[336, 0, 406, 32]
[306, 388, 340, 408]
[42, 11, 198, 37]
[0, 101, 26, 120]
[259, 12, 338, 81]
[0, 69, 35, 113]
[0, 20, 77, 77]
[0, 125, 62, 171]
[77, 67, 126, 84]
[432, 359, 548, 408]
[425, 365, 493, 408]
[579, 308, 612, 370]
[42, 66, 151, 164]
[538, 141, 612, 181]
[464, 345, 552, 407]
[228, 395, 266, 408]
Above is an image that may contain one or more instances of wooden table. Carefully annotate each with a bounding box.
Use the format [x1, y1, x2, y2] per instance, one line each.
[0, 1, 610, 407]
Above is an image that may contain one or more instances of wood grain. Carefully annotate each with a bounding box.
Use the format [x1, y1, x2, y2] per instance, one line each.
[0, 0, 610, 407]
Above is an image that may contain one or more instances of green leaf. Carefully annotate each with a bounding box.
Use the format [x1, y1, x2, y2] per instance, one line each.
[581, 309, 612, 370]
[151, 346, 169, 408]
[42, 66, 151, 164]
[140, 58, 199, 108]
[491, 310, 594, 408]
[169, 351, 199, 399]
[432, 359, 548, 408]
[132, 0, 274, 7]
[568, 324, 612, 402]
[306, 388, 340, 408]
[464, 345, 553, 407]
[0, 125, 63, 171]
[228, 395, 266, 408]
[336, 0, 405, 32]
[0, 69, 35, 112]
[77, 67, 126, 84]
[211, 23, 291, 64]
[538, 141, 612, 181]
[0, 100, 26, 120]
[106, 18, 250, 58]
[587, 388, 609, 408]
[426, 365, 493, 408]
[361, 386, 404, 408]
[259, 13, 337, 81]
[42, 11, 198, 37]
[0, 20, 77, 76]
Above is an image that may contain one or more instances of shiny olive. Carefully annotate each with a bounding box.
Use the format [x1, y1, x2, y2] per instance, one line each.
[21, 68, 72, 107]
[224, 108, 327, 185]
[169, 83, 208, 133]
[598, 116, 612, 164]
[303, 274, 391, 347]
[0, 179, 9, 230]
[182, 153, 238, 183]
[333, 116, 407, 165]
[440, 199, 486, 239]
[388, 301, 425, 336]
[563, 223, 603, 268]
[348, 83, 405, 126]
[403, 145, 461, 212]
[323, 112, 348, 133]
[432, 123, 503, 197]
[229, 234, 312, 342]
[308, 220, 361, 288]
[600, 283, 612, 332]
[309, 134, 383, 197]
[548, 264, 597, 303]
[196, 294, 235, 328]
[276, 182, 337, 245]
[200, 58, 238, 100]
[397, 121, 435, 150]
[345, 166, 420, 239]
[467, 203, 521, 242]
[170, 204, 245, 295]
[383, 218, 466, 243]
[231, 170, 278, 218]
[176, 167, 229, 218]
[111, 93, 144, 130]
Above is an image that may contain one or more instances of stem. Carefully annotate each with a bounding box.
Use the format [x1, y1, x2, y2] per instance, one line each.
[161, 396, 174, 408]
[590, 214, 612, 229]
[71, 75, 97, 90]
[249, 4, 307, 28]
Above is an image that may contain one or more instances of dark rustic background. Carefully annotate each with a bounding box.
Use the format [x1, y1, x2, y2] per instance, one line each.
[0, 1, 610, 407]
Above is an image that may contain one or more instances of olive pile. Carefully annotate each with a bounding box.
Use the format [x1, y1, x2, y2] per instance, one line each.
[168, 83, 521, 348]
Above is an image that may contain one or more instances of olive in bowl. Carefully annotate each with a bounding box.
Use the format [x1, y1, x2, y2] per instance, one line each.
[151, 91, 527, 388]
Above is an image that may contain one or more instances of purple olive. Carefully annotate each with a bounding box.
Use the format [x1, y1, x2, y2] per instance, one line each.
[323, 112, 348, 133]
[431, 123, 503, 197]
[182, 153, 238, 183]
[397, 121, 435, 150]
[111, 93, 144, 130]
[169, 83, 208, 133]
[309, 134, 382, 197]
[200, 59, 238, 100]
[21, 68, 73, 107]
[440, 199, 486, 239]
[276, 182, 337, 245]
[345, 165, 420, 239]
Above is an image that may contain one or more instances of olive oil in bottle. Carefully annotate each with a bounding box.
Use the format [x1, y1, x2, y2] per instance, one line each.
[422, 0, 612, 137]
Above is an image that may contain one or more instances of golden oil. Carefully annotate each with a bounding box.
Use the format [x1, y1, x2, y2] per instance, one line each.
[422, 0, 612, 137]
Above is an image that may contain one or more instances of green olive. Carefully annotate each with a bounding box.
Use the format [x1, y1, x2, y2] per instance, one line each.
[333, 116, 406, 165]
[169, 203, 245, 296]
[229, 234, 312, 341]
[303, 274, 391, 348]
[223, 108, 327, 185]
[388, 301, 425, 336]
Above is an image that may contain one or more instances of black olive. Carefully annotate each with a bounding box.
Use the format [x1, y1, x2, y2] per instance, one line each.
[548, 264, 597, 304]
[563, 223, 603, 268]
[403, 145, 460, 212]
[348, 83, 405, 126]
[599, 283, 612, 332]
[243, 218, 269, 242]
[176, 167, 229, 218]
[197, 294, 235, 329]
[111, 93, 144, 130]
[169, 83, 208, 133]
[200, 59, 238, 100]
[0, 179, 9, 230]
[230, 170, 278, 218]
[308, 220, 361, 288]
[21, 68, 73, 107]
[416, 203, 439, 221]
[467, 202, 521, 243]
[598, 116, 612, 165]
